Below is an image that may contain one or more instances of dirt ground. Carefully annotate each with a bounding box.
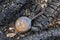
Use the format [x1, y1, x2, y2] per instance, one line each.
[0, 0, 60, 40]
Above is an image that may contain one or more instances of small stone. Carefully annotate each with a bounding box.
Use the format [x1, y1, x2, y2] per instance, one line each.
[3, 5, 6, 7]
[41, 3, 47, 8]
[9, 27, 14, 30]
[20, 35, 25, 37]
[45, 0, 48, 3]
[56, 21, 60, 24]
[17, 37, 20, 40]
[25, 9, 30, 16]
[6, 33, 16, 37]
[0, 31, 3, 34]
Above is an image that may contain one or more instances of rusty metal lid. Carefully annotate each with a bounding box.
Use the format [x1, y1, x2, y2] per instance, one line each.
[15, 17, 31, 33]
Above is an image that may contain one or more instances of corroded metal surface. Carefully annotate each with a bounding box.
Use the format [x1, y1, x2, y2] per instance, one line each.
[15, 17, 31, 33]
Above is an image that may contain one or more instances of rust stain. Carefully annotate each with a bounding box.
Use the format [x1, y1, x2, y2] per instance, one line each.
[15, 20, 26, 32]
